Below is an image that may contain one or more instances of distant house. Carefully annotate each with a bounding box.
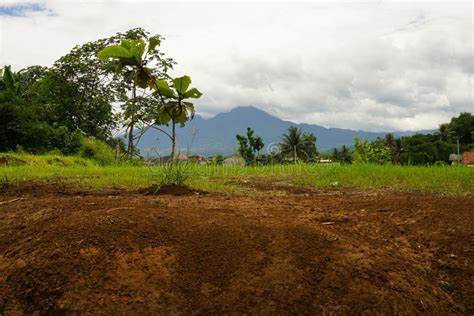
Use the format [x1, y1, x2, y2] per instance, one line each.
[449, 152, 474, 166]
[319, 158, 333, 163]
[449, 154, 461, 162]
[462, 152, 474, 166]
[188, 155, 207, 164]
[146, 154, 188, 165]
[223, 155, 245, 166]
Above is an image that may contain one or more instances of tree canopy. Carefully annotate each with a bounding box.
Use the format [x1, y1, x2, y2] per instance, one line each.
[279, 127, 318, 163]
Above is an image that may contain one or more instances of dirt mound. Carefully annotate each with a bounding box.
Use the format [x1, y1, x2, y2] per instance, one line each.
[0, 186, 473, 314]
[0, 155, 26, 166]
[139, 184, 205, 196]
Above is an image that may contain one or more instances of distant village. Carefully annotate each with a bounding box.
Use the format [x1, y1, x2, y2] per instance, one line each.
[145, 151, 474, 166]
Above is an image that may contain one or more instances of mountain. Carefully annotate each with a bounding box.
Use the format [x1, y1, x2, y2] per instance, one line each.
[136, 106, 433, 156]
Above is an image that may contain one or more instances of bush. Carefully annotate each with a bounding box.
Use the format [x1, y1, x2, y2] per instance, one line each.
[79, 137, 115, 165]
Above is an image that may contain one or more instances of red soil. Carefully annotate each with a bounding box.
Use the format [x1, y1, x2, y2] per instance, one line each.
[0, 182, 473, 314]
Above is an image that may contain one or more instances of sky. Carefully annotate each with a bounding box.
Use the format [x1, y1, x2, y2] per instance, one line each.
[0, 0, 473, 132]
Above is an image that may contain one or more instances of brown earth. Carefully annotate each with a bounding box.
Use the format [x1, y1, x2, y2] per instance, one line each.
[0, 182, 473, 315]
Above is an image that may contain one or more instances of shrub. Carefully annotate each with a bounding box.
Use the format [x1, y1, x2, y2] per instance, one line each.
[79, 137, 115, 165]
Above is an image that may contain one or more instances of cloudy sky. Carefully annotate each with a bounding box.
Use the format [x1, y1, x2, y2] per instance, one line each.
[1, 1, 472, 132]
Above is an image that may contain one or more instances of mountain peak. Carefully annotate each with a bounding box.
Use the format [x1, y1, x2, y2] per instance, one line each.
[217, 105, 278, 119]
[230, 105, 262, 112]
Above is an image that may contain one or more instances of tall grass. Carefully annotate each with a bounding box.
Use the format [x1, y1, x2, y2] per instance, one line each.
[1, 153, 473, 195]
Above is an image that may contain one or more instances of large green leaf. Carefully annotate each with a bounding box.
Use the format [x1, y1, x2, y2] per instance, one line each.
[130, 39, 146, 62]
[153, 79, 175, 98]
[120, 40, 132, 51]
[97, 45, 132, 61]
[184, 87, 202, 99]
[148, 36, 161, 53]
[172, 75, 191, 95]
[158, 103, 176, 124]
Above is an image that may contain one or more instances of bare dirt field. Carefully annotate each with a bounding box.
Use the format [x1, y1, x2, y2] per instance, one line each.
[0, 182, 473, 315]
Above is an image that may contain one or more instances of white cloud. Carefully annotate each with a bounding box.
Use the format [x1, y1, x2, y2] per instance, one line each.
[0, 1, 472, 131]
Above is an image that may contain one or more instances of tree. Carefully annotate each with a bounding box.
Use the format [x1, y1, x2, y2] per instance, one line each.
[29, 32, 130, 142]
[0, 66, 20, 93]
[16, 66, 48, 96]
[436, 123, 453, 142]
[98, 37, 201, 160]
[398, 134, 455, 165]
[279, 127, 318, 163]
[0, 66, 82, 154]
[236, 127, 265, 164]
[332, 145, 352, 164]
[154, 76, 202, 159]
[22, 28, 174, 159]
[352, 137, 391, 164]
[384, 133, 402, 164]
[449, 112, 474, 145]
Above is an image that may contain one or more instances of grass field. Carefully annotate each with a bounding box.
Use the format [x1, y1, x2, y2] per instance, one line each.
[1, 153, 473, 195]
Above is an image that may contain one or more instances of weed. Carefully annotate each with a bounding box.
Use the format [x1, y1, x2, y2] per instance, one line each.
[151, 162, 191, 191]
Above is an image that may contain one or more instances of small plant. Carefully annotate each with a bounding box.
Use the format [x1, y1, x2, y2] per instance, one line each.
[151, 161, 191, 192]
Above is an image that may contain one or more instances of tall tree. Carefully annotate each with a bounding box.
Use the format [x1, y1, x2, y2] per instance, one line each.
[437, 123, 453, 142]
[0, 66, 82, 153]
[449, 112, 474, 145]
[279, 127, 318, 163]
[235, 127, 265, 164]
[332, 145, 352, 164]
[384, 133, 401, 164]
[154, 76, 202, 159]
[29, 28, 175, 157]
[98, 38, 201, 160]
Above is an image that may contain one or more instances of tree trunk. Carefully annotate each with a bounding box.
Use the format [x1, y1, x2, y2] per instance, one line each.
[127, 83, 137, 161]
[293, 145, 297, 164]
[171, 119, 176, 161]
[127, 121, 134, 160]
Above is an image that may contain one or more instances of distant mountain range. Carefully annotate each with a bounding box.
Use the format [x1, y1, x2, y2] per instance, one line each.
[136, 106, 433, 157]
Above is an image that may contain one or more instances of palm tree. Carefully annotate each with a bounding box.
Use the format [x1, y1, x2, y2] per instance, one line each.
[279, 126, 317, 163]
[437, 123, 452, 142]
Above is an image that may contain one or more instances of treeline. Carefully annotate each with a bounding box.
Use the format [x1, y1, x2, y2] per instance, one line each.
[0, 28, 201, 162]
[235, 113, 473, 166]
[235, 126, 319, 165]
[332, 112, 474, 165]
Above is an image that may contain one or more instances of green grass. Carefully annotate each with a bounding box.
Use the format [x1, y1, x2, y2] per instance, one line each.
[1, 153, 473, 196]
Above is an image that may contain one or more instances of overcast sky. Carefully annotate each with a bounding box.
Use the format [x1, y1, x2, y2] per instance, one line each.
[1, 1, 472, 132]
